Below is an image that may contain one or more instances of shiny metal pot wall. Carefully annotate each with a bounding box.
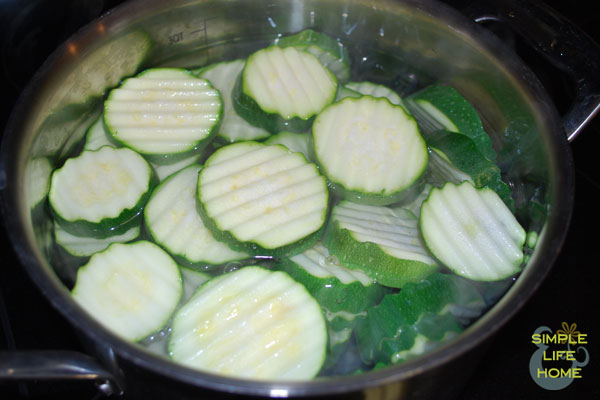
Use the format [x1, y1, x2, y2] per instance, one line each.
[0, 0, 595, 398]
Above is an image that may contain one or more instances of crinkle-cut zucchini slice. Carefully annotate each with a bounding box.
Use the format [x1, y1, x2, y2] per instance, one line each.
[233, 45, 338, 134]
[355, 272, 483, 365]
[275, 29, 351, 83]
[104, 68, 222, 159]
[49, 146, 156, 238]
[197, 141, 329, 257]
[277, 242, 384, 369]
[25, 156, 53, 211]
[145, 164, 248, 266]
[263, 131, 311, 160]
[194, 59, 271, 143]
[72, 241, 182, 342]
[84, 114, 113, 151]
[345, 81, 408, 112]
[312, 96, 428, 205]
[324, 200, 438, 288]
[54, 221, 140, 258]
[424, 129, 513, 209]
[405, 84, 496, 162]
[168, 266, 327, 380]
[420, 181, 526, 281]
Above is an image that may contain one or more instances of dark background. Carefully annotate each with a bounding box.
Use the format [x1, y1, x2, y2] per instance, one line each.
[0, 0, 598, 399]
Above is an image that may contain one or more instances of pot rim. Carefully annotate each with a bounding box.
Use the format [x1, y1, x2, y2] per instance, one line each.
[0, 0, 575, 397]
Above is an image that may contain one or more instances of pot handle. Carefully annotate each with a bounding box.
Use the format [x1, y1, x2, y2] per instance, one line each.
[461, 0, 600, 142]
[0, 350, 123, 397]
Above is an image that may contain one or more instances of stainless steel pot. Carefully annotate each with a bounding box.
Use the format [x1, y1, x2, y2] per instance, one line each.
[0, 0, 597, 398]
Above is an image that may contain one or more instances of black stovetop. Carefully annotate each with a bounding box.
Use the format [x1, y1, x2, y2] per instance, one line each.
[0, 1, 598, 399]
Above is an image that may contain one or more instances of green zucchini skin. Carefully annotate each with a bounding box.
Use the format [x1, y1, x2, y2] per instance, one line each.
[276, 246, 384, 315]
[355, 272, 484, 366]
[323, 213, 438, 289]
[406, 84, 496, 162]
[424, 129, 513, 210]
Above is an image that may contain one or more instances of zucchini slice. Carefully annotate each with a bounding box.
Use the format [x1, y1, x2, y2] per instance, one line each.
[345, 81, 408, 112]
[72, 241, 182, 342]
[104, 68, 222, 160]
[405, 84, 496, 161]
[425, 129, 513, 209]
[263, 131, 311, 160]
[194, 59, 271, 143]
[84, 114, 113, 151]
[49, 146, 156, 238]
[25, 156, 53, 211]
[277, 242, 384, 369]
[233, 45, 338, 134]
[355, 272, 484, 365]
[420, 181, 526, 281]
[168, 266, 327, 380]
[197, 141, 329, 257]
[323, 201, 438, 288]
[144, 164, 248, 267]
[312, 96, 428, 205]
[275, 29, 351, 83]
[54, 222, 140, 258]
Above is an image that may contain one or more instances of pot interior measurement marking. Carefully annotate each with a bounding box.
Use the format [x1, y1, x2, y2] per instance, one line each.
[166, 17, 218, 46]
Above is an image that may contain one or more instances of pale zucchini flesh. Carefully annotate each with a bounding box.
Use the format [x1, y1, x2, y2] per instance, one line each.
[168, 266, 327, 380]
[275, 29, 351, 83]
[420, 181, 526, 281]
[104, 68, 222, 158]
[49, 146, 156, 238]
[145, 164, 248, 266]
[312, 96, 428, 205]
[197, 141, 329, 256]
[72, 241, 182, 342]
[324, 201, 438, 288]
[233, 46, 338, 133]
[194, 59, 271, 143]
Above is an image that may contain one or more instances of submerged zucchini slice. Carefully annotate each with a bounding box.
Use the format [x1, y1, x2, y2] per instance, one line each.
[324, 201, 438, 288]
[263, 131, 311, 160]
[233, 45, 338, 133]
[54, 222, 140, 258]
[194, 59, 270, 143]
[145, 164, 248, 267]
[312, 96, 428, 205]
[278, 242, 384, 368]
[104, 68, 222, 160]
[72, 241, 182, 342]
[345, 81, 408, 111]
[420, 181, 526, 281]
[275, 29, 351, 83]
[425, 129, 513, 209]
[49, 146, 156, 238]
[355, 272, 484, 365]
[197, 141, 329, 257]
[169, 266, 327, 380]
[405, 84, 496, 161]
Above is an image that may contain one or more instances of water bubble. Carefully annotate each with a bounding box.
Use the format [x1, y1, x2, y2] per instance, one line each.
[224, 262, 242, 273]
